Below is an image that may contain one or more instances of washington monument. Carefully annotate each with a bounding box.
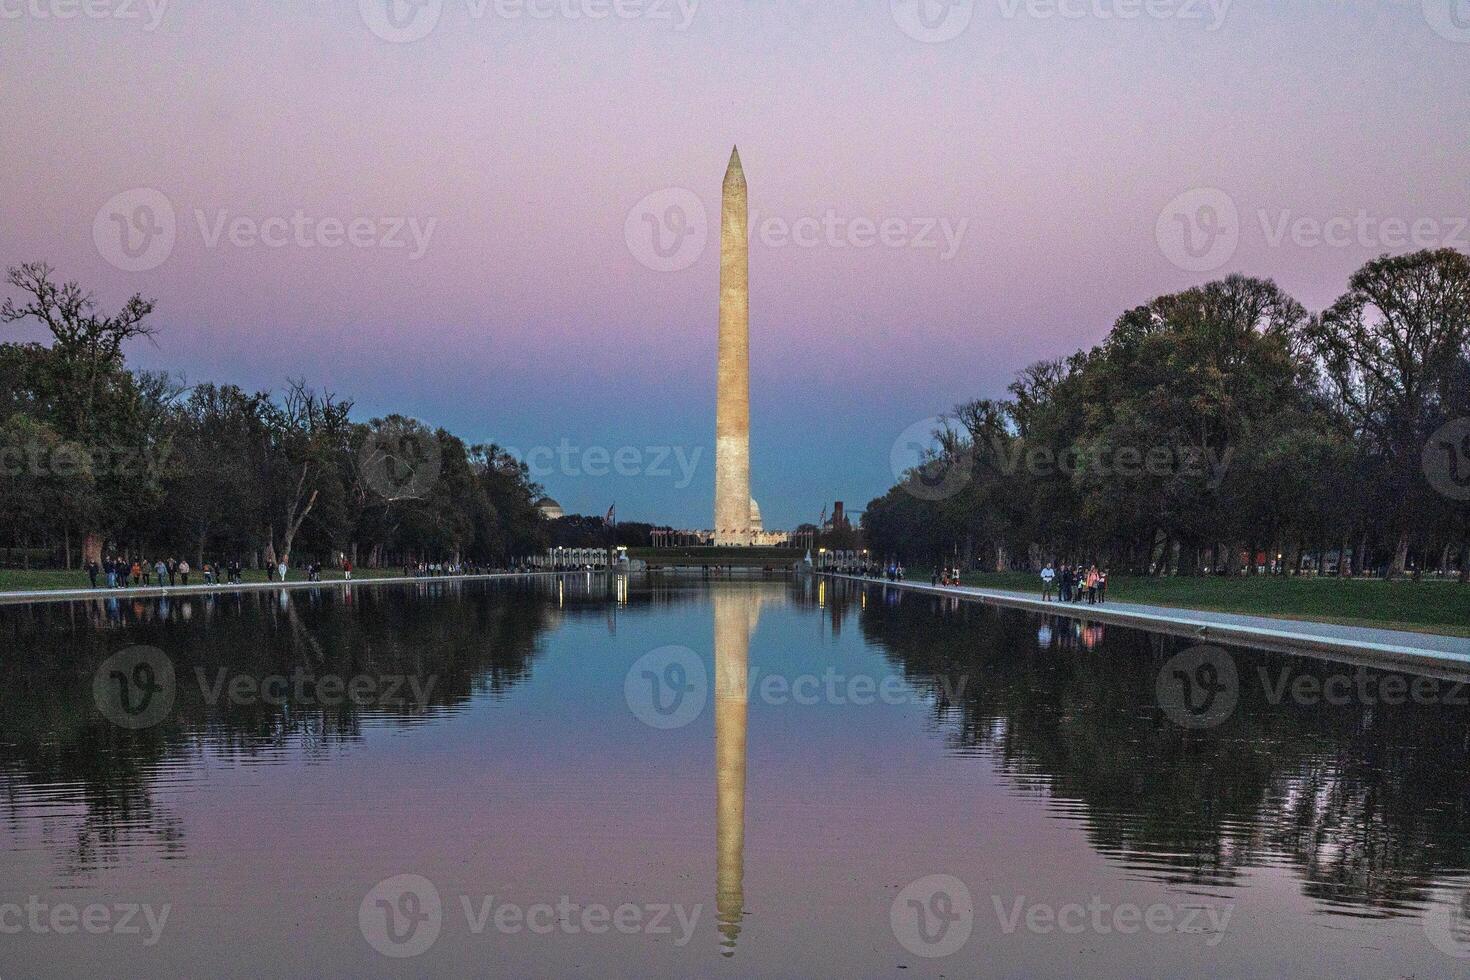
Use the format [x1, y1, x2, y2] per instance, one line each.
[715, 146, 755, 545]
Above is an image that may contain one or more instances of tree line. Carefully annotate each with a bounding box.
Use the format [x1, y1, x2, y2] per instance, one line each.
[0, 262, 551, 570]
[863, 248, 1470, 579]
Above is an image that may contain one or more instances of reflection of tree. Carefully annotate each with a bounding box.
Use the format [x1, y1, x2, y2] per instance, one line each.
[0, 578, 564, 878]
[820, 578, 1470, 917]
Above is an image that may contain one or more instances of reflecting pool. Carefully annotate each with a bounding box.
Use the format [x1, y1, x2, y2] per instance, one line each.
[2, 574, 1468, 977]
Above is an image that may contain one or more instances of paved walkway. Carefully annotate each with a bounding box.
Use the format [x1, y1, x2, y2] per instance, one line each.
[825, 573, 1470, 675]
[0, 569, 602, 607]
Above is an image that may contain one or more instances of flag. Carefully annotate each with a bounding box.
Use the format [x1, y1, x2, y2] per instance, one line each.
[605, 504, 615, 526]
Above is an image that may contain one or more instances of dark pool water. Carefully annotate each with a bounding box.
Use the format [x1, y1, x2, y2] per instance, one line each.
[1, 573, 1468, 978]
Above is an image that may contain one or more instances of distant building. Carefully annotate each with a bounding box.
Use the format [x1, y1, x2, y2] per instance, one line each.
[535, 497, 565, 520]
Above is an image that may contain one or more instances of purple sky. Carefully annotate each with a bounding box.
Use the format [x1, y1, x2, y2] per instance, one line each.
[2, 1, 1468, 528]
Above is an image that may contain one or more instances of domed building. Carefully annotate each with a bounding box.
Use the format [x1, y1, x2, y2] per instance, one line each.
[748, 498, 763, 532]
[535, 497, 564, 520]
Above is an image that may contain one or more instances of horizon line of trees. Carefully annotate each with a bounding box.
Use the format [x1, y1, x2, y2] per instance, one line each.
[863, 248, 1470, 580]
[0, 262, 561, 571]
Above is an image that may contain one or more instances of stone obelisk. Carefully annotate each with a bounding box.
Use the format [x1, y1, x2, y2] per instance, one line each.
[715, 146, 751, 546]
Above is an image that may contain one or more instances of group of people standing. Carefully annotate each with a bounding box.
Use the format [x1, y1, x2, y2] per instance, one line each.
[88, 556, 193, 589]
[1040, 563, 1107, 604]
[86, 557, 246, 589]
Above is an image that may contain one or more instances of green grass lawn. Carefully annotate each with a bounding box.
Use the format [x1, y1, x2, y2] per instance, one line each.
[902, 569, 1470, 637]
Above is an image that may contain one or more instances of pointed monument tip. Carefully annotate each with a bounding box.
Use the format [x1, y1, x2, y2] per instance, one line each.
[725, 145, 744, 178]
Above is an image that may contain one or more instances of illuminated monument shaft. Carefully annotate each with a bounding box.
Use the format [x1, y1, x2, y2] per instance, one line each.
[715, 146, 751, 546]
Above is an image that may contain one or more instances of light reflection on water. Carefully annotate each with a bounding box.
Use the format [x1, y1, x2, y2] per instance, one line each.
[0, 573, 1468, 977]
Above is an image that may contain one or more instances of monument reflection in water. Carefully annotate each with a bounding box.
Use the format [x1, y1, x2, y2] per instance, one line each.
[713, 586, 764, 956]
[2, 574, 1469, 976]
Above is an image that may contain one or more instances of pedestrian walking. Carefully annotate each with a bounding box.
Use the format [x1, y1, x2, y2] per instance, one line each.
[1040, 563, 1055, 601]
